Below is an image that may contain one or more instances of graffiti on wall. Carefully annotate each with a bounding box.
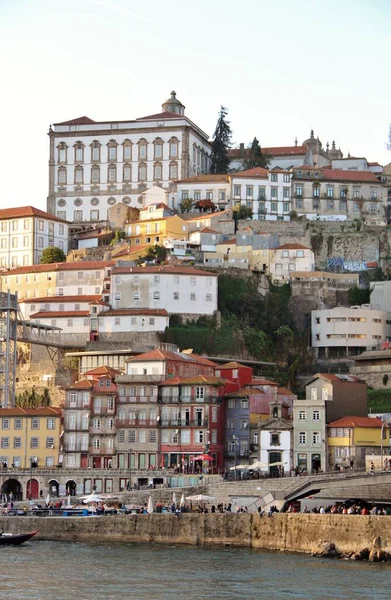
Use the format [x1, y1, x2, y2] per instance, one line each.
[326, 257, 379, 272]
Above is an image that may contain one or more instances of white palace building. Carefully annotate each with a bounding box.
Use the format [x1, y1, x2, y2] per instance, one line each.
[47, 91, 212, 224]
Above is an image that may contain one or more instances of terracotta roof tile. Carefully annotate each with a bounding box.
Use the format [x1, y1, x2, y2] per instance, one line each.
[328, 416, 384, 428]
[175, 174, 230, 184]
[218, 362, 250, 370]
[126, 349, 216, 366]
[1, 261, 112, 276]
[277, 387, 295, 396]
[23, 295, 100, 303]
[30, 311, 89, 318]
[226, 387, 265, 397]
[64, 380, 94, 390]
[54, 116, 96, 126]
[322, 168, 379, 183]
[160, 374, 227, 386]
[275, 243, 311, 250]
[137, 111, 184, 121]
[111, 265, 216, 277]
[0, 406, 62, 416]
[249, 378, 278, 386]
[140, 203, 172, 212]
[84, 366, 122, 376]
[231, 167, 268, 178]
[0, 206, 69, 223]
[229, 146, 307, 158]
[198, 227, 219, 234]
[217, 239, 236, 245]
[187, 209, 230, 222]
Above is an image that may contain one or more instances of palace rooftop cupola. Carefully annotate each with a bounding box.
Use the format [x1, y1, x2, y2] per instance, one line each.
[162, 90, 185, 115]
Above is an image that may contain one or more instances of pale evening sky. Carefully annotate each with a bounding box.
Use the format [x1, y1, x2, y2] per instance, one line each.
[1, 0, 390, 211]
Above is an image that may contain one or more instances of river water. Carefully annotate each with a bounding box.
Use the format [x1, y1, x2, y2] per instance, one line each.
[0, 540, 389, 600]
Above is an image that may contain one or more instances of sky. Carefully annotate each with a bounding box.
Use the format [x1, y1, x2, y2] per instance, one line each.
[1, 0, 390, 211]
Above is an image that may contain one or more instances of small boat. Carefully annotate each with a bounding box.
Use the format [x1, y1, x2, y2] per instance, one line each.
[0, 531, 39, 546]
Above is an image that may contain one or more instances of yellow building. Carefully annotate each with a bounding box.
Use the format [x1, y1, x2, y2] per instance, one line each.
[0, 407, 62, 469]
[124, 214, 188, 248]
[327, 416, 388, 469]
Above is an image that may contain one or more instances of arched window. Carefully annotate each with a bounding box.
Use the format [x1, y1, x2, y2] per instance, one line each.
[108, 164, 117, 183]
[91, 164, 100, 183]
[153, 137, 163, 159]
[74, 165, 84, 184]
[154, 162, 162, 181]
[107, 139, 118, 161]
[122, 139, 132, 161]
[58, 166, 67, 184]
[74, 141, 84, 163]
[169, 161, 178, 180]
[90, 140, 101, 162]
[57, 142, 68, 164]
[123, 163, 132, 182]
[138, 163, 147, 181]
[138, 138, 148, 160]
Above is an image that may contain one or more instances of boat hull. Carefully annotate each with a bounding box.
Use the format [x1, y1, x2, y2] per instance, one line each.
[0, 531, 39, 546]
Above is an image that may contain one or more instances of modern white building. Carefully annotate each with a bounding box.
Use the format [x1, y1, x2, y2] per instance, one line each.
[311, 306, 391, 358]
[269, 244, 315, 282]
[370, 281, 391, 312]
[108, 265, 218, 317]
[175, 174, 231, 211]
[47, 91, 211, 223]
[0, 206, 69, 269]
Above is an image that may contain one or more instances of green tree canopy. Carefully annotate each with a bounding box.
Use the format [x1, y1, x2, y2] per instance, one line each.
[243, 137, 271, 169]
[40, 246, 66, 264]
[146, 245, 167, 262]
[210, 106, 232, 174]
[233, 204, 253, 224]
[180, 198, 193, 213]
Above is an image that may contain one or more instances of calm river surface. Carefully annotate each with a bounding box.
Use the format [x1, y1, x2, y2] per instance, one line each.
[0, 540, 390, 600]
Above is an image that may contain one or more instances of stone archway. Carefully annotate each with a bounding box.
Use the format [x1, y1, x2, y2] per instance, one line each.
[1, 479, 23, 501]
[66, 479, 77, 496]
[48, 479, 59, 498]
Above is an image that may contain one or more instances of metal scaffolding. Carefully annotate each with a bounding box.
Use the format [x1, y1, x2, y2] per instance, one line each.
[0, 290, 66, 408]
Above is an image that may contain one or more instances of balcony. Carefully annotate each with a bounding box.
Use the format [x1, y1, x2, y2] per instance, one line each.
[159, 419, 209, 427]
[116, 374, 162, 383]
[117, 395, 158, 404]
[115, 419, 157, 428]
[88, 446, 115, 455]
[158, 395, 219, 404]
[62, 441, 89, 452]
[90, 406, 116, 415]
[64, 424, 89, 432]
[89, 426, 116, 435]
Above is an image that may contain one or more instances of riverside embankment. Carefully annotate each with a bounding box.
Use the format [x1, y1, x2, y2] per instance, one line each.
[3, 513, 391, 554]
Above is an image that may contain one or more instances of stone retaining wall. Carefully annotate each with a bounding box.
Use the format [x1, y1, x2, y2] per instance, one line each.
[3, 514, 391, 553]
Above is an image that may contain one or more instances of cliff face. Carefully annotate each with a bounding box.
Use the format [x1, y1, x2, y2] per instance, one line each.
[3, 513, 391, 554]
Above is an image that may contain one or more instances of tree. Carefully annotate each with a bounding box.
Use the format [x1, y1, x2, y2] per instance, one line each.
[243, 137, 271, 169]
[232, 205, 253, 231]
[180, 198, 194, 213]
[210, 106, 232, 174]
[110, 230, 125, 245]
[146, 245, 167, 263]
[195, 199, 216, 213]
[40, 246, 66, 264]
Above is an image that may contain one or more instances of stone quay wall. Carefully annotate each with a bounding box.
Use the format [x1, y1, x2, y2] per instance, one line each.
[3, 514, 391, 554]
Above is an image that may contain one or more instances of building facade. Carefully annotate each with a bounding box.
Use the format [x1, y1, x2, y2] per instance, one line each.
[327, 416, 388, 470]
[47, 91, 211, 223]
[311, 306, 391, 358]
[0, 206, 69, 269]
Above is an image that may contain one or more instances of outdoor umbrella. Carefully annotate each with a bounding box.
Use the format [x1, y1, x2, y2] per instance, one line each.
[186, 494, 216, 502]
[251, 461, 268, 470]
[172, 492, 177, 505]
[82, 493, 103, 503]
[229, 464, 250, 471]
[65, 494, 72, 508]
[180, 493, 185, 507]
[192, 454, 213, 461]
[268, 461, 287, 467]
[147, 496, 154, 514]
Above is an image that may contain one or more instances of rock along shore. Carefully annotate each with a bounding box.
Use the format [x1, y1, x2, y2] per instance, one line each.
[2, 513, 391, 560]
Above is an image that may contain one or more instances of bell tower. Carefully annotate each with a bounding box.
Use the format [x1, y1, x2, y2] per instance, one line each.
[162, 90, 185, 115]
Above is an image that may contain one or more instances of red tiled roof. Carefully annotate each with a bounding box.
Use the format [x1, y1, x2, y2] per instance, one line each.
[217, 239, 236, 245]
[137, 111, 184, 121]
[199, 227, 219, 234]
[226, 387, 264, 397]
[218, 362, 250, 370]
[111, 265, 216, 277]
[30, 311, 89, 318]
[368, 162, 382, 167]
[54, 116, 96, 126]
[275, 243, 311, 250]
[328, 416, 384, 428]
[84, 366, 122, 376]
[99, 308, 168, 317]
[2, 261, 113, 276]
[0, 406, 62, 417]
[140, 203, 172, 212]
[249, 378, 278, 386]
[277, 387, 295, 396]
[187, 209, 230, 221]
[126, 349, 217, 366]
[229, 146, 307, 158]
[321, 168, 379, 183]
[175, 174, 230, 184]
[231, 167, 268, 179]
[64, 380, 94, 390]
[0, 206, 69, 223]
[112, 244, 150, 258]
[160, 374, 227, 386]
[23, 295, 101, 303]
